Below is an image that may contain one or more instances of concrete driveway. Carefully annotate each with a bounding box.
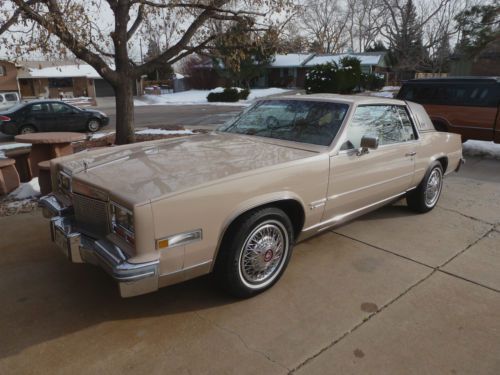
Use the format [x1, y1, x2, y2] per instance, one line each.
[0, 157, 499, 374]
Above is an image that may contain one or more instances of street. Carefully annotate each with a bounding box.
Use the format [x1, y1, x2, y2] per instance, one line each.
[0, 104, 243, 143]
[0, 156, 499, 374]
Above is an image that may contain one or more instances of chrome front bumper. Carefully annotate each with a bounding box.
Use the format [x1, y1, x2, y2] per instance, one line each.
[41, 195, 159, 298]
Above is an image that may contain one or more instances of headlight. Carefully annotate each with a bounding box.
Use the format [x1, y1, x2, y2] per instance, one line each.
[110, 202, 135, 244]
[58, 171, 72, 194]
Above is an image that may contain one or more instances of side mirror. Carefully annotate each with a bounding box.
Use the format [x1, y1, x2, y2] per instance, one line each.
[357, 135, 379, 156]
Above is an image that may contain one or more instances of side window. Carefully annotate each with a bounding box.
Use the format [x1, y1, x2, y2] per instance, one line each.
[30, 103, 50, 113]
[343, 105, 415, 149]
[51, 102, 72, 113]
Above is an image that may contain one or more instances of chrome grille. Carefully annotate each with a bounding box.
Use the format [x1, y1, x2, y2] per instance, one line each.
[73, 193, 110, 238]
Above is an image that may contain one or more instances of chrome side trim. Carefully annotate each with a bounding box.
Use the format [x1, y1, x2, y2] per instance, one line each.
[303, 192, 405, 233]
[327, 173, 414, 200]
[308, 198, 327, 210]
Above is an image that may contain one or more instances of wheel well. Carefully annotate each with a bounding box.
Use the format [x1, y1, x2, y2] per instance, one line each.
[436, 157, 448, 173]
[19, 124, 37, 132]
[223, 199, 305, 242]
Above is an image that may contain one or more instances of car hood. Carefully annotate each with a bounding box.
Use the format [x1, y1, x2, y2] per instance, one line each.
[64, 132, 315, 204]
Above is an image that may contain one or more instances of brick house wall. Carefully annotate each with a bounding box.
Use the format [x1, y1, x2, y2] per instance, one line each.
[0, 61, 19, 92]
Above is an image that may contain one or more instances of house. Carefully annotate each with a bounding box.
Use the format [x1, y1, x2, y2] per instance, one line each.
[0, 61, 20, 93]
[16, 60, 115, 99]
[265, 52, 389, 88]
[266, 53, 315, 88]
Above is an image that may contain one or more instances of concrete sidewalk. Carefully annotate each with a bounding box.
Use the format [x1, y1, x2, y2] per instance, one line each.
[0, 157, 498, 374]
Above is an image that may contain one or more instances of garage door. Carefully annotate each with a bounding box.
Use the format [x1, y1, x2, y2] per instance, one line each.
[94, 79, 115, 97]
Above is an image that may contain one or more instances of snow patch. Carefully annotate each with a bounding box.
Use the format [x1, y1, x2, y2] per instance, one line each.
[8, 178, 40, 200]
[134, 88, 291, 107]
[135, 129, 194, 136]
[381, 86, 400, 91]
[463, 140, 500, 160]
[90, 132, 114, 140]
[370, 91, 394, 98]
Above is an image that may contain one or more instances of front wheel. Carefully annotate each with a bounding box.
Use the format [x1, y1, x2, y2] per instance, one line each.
[406, 162, 444, 213]
[215, 207, 294, 298]
[87, 118, 101, 132]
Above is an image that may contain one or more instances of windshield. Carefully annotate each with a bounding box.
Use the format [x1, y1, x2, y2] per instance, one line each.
[220, 100, 349, 146]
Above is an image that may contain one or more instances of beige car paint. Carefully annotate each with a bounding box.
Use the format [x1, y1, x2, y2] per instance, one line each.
[47, 95, 462, 294]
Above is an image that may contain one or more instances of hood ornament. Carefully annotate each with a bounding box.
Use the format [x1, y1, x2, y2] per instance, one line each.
[83, 160, 89, 172]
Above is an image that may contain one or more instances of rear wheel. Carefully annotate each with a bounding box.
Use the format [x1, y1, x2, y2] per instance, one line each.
[215, 207, 294, 298]
[18, 125, 36, 135]
[406, 162, 444, 213]
[87, 118, 101, 132]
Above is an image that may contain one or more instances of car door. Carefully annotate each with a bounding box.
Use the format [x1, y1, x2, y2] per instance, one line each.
[50, 102, 82, 131]
[322, 104, 418, 221]
[26, 103, 55, 131]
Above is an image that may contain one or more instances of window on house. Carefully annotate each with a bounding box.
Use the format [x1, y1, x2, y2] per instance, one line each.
[0, 65, 6, 76]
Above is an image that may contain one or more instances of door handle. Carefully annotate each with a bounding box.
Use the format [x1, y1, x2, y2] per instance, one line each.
[405, 152, 417, 157]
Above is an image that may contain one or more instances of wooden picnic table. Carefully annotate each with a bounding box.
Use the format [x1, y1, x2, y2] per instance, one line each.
[15, 132, 86, 177]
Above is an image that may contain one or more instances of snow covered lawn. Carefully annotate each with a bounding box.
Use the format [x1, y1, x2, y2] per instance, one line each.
[463, 140, 500, 160]
[134, 88, 291, 106]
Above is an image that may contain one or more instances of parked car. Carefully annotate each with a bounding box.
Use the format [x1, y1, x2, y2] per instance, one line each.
[40, 95, 463, 298]
[0, 100, 109, 135]
[396, 77, 500, 143]
[0, 92, 21, 110]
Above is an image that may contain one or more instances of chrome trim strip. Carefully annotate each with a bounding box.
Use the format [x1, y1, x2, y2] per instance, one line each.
[157, 229, 203, 249]
[327, 173, 414, 200]
[308, 198, 327, 210]
[303, 192, 405, 232]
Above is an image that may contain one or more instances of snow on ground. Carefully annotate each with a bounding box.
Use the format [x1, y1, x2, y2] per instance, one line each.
[381, 86, 400, 91]
[370, 91, 395, 98]
[135, 129, 194, 136]
[134, 88, 291, 107]
[8, 178, 40, 200]
[463, 140, 500, 160]
[89, 131, 114, 140]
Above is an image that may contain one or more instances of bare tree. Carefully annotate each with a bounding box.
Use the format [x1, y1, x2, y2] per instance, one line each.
[2, 0, 292, 144]
[301, 0, 351, 53]
[345, 0, 383, 52]
[377, 0, 457, 75]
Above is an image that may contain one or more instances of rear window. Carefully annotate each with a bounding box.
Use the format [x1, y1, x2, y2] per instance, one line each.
[398, 82, 499, 107]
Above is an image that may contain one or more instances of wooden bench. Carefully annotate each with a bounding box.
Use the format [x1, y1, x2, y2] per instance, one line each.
[0, 158, 21, 195]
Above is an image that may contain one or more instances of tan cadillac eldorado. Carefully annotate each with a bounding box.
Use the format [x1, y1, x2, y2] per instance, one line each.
[40, 95, 463, 298]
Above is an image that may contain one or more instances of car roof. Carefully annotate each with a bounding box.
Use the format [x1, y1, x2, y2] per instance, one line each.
[403, 77, 500, 84]
[256, 93, 407, 106]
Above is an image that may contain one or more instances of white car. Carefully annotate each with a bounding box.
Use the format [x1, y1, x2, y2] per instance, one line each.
[0, 92, 21, 110]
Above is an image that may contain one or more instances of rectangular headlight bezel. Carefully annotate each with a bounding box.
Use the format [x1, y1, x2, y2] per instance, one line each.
[58, 170, 72, 195]
[110, 201, 135, 244]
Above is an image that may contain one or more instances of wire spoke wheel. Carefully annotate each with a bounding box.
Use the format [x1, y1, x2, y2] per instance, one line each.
[424, 168, 442, 207]
[239, 220, 289, 287]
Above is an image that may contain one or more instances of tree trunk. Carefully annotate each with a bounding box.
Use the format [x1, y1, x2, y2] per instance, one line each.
[114, 78, 135, 145]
